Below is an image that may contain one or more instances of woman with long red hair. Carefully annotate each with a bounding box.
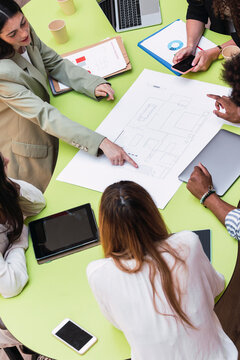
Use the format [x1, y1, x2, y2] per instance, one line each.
[87, 181, 237, 359]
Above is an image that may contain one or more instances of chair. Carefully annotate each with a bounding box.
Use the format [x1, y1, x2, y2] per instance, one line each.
[3, 347, 24, 360]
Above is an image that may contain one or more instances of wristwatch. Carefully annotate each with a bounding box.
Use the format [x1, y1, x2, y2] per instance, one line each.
[217, 45, 223, 60]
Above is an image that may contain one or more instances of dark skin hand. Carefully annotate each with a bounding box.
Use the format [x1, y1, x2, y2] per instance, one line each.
[207, 94, 240, 123]
[187, 163, 235, 225]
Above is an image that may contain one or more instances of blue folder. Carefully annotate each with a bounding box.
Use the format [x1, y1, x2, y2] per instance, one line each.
[138, 19, 182, 76]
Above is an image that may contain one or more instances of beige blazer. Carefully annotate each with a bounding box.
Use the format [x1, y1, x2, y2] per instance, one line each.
[0, 27, 107, 191]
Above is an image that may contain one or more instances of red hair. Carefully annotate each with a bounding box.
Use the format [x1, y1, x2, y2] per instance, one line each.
[99, 181, 193, 327]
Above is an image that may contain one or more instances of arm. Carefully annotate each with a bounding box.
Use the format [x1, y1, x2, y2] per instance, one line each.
[31, 27, 114, 101]
[173, 23, 236, 71]
[11, 179, 46, 217]
[0, 79, 137, 166]
[186, 163, 236, 225]
[0, 226, 28, 298]
[173, 19, 205, 64]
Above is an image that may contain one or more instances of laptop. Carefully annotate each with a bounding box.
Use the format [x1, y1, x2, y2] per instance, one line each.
[178, 129, 240, 196]
[97, 0, 162, 32]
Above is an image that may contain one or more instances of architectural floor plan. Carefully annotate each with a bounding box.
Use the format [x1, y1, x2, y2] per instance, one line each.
[57, 69, 233, 208]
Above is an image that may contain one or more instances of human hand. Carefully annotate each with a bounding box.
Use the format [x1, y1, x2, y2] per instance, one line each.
[191, 47, 219, 72]
[99, 138, 138, 168]
[186, 163, 213, 199]
[173, 45, 194, 64]
[207, 94, 240, 123]
[95, 84, 114, 101]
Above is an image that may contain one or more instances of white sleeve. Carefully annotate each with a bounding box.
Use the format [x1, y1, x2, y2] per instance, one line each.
[0, 248, 28, 298]
[11, 178, 46, 217]
[87, 262, 120, 329]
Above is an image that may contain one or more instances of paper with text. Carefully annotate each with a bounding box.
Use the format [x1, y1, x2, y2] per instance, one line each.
[57, 69, 234, 209]
[59, 39, 126, 90]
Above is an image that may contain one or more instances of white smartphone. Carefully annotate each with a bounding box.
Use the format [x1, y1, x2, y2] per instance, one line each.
[52, 318, 97, 354]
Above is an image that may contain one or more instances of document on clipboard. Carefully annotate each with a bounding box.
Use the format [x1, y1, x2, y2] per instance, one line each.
[138, 19, 216, 76]
[49, 36, 131, 95]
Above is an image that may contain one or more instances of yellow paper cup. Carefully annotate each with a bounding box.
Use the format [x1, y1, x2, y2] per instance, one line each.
[48, 19, 68, 44]
[222, 45, 240, 60]
[57, 0, 76, 15]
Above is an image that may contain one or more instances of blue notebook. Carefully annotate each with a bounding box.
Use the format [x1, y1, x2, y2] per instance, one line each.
[138, 19, 216, 76]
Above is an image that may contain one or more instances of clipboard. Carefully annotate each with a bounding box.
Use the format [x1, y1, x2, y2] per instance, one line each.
[138, 19, 216, 76]
[138, 19, 182, 76]
[49, 36, 131, 95]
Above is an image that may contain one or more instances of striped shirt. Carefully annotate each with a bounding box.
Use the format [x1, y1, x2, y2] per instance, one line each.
[225, 209, 240, 241]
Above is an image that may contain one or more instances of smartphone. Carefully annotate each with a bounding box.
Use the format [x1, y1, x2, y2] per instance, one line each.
[171, 55, 195, 74]
[52, 318, 97, 354]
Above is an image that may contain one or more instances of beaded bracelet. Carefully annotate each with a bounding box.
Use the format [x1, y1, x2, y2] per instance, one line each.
[200, 185, 216, 206]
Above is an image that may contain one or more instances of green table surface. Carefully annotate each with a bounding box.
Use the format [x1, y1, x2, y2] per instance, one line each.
[1, 0, 239, 359]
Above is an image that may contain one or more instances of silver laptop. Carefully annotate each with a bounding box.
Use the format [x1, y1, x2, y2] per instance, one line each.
[97, 0, 162, 32]
[178, 129, 240, 196]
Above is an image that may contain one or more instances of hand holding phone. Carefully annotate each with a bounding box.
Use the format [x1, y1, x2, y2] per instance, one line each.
[52, 318, 97, 354]
[171, 55, 195, 74]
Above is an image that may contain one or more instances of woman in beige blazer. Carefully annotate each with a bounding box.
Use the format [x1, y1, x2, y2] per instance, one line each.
[0, 0, 137, 192]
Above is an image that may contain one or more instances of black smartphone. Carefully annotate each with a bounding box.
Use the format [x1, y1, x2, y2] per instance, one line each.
[171, 55, 195, 74]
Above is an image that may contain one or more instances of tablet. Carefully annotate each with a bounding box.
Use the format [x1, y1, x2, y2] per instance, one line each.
[29, 203, 99, 264]
[194, 229, 211, 261]
[178, 129, 240, 196]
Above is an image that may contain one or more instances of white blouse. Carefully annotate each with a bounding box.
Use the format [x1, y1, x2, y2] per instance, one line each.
[87, 231, 238, 360]
[0, 179, 45, 298]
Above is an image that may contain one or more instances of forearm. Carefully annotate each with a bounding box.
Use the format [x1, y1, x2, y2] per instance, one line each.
[186, 19, 205, 50]
[204, 193, 236, 225]
[0, 249, 28, 298]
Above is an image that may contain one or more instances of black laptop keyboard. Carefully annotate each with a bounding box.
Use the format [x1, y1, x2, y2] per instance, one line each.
[98, 0, 113, 23]
[118, 0, 142, 29]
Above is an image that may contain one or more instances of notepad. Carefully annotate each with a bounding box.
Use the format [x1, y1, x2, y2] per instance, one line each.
[49, 36, 131, 95]
[138, 19, 216, 76]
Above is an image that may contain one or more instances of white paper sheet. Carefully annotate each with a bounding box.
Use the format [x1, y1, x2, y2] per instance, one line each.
[59, 39, 127, 90]
[57, 69, 235, 209]
[140, 19, 216, 66]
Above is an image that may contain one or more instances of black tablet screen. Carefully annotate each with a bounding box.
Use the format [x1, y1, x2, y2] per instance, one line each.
[29, 203, 99, 261]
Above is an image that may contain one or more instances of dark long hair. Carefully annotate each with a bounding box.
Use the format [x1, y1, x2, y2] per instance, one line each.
[0, 0, 23, 59]
[222, 53, 240, 106]
[0, 154, 23, 243]
[212, 0, 240, 35]
[99, 181, 194, 328]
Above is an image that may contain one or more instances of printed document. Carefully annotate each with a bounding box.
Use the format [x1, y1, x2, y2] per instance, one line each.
[59, 39, 126, 90]
[57, 69, 232, 209]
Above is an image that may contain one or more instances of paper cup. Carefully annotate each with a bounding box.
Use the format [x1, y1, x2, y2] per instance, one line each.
[48, 19, 68, 44]
[57, 0, 76, 15]
[222, 45, 240, 60]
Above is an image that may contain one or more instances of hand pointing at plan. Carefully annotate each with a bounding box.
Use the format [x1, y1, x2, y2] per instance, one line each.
[99, 138, 138, 168]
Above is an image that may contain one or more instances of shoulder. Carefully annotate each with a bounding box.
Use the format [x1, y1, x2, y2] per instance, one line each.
[225, 209, 240, 241]
[167, 230, 203, 260]
[168, 230, 200, 247]
[86, 258, 112, 280]
[0, 59, 20, 78]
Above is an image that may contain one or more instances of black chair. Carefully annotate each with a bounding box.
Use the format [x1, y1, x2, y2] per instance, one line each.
[3, 347, 24, 360]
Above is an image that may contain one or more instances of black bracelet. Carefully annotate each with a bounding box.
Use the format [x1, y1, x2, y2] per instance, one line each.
[200, 185, 216, 206]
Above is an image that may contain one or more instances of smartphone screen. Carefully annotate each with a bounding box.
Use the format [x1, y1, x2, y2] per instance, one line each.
[54, 320, 96, 353]
[172, 55, 195, 74]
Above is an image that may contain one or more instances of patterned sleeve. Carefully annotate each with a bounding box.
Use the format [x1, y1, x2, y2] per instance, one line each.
[225, 209, 240, 241]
